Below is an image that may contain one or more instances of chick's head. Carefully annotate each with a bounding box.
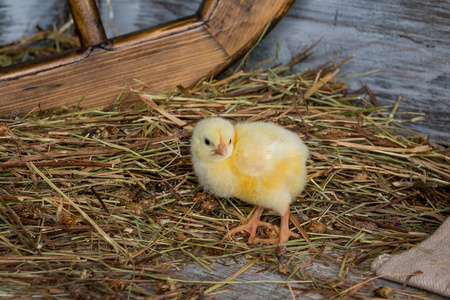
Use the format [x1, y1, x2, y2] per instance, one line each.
[191, 117, 235, 162]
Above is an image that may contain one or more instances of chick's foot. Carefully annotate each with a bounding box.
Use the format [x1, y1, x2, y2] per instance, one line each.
[251, 208, 300, 244]
[223, 206, 273, 243]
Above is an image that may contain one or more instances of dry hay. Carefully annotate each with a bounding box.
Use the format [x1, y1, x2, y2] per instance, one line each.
[0, 46, 449, 299]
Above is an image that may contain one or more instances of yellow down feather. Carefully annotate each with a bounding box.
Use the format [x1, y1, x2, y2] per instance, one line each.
[191, 117, 309, 216]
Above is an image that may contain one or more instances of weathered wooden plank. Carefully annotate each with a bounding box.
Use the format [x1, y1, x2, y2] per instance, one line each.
[0, 25, 227, 114]
[0, 0, 295, 118]
[174, 256, 446, 299]
[251, 0, 450, 144]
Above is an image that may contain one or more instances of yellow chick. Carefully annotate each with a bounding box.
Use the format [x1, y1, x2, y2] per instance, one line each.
[191, 117, 309, 244]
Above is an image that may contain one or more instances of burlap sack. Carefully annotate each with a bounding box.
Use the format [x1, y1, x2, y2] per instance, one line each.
[371, 217, 450, 297]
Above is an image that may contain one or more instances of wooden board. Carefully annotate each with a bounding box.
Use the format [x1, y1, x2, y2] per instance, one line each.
[175, 256, 446, 299]
[1, 24, 227, 113]
[0, 0, 294, 116]
[250, 0, 450, 144]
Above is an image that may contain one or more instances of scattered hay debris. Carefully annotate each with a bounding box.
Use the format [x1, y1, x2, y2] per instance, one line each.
[0, 47, 448, 299]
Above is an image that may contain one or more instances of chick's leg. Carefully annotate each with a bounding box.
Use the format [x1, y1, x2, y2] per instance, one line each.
[224, 206, 273, 242]
[253, 207, 300, 244]
[279, 207, 300, 243]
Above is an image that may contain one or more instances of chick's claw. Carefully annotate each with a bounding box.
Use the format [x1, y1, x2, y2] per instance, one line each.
[224, 206, 273, 243]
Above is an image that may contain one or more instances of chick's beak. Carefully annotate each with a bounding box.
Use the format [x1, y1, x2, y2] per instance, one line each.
[213, 141, 227, 156]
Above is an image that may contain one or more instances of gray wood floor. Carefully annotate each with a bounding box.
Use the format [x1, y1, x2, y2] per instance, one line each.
[175, 255, 446, 299]
[0, 0, 448, 144]
[253, 0, 450, 145]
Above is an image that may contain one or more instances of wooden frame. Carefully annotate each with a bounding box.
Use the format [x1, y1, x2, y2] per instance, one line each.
[0, 0, 294, 116]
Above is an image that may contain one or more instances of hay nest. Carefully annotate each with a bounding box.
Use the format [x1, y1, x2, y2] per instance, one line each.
[0, 44, 449, 299]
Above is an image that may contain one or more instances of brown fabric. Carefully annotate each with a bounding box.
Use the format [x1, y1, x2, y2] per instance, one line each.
[371, 217, 450, 297]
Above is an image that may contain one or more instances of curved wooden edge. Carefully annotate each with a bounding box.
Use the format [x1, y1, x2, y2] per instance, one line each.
[203, 0, 295, 58]
[0, 0, 295, 117]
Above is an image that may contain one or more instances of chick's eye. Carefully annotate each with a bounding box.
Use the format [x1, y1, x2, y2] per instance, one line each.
[229, 139, 232, 144]
[204, 138, 210, 145]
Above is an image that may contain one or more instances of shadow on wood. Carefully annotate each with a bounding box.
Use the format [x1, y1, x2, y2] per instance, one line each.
[0, 0, 294, 116]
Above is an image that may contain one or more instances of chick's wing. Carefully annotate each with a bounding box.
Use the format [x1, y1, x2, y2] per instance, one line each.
[233, 122, 291, 178]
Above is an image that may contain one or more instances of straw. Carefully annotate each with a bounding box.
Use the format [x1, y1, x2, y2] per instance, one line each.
[0, 32, 448, 299]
